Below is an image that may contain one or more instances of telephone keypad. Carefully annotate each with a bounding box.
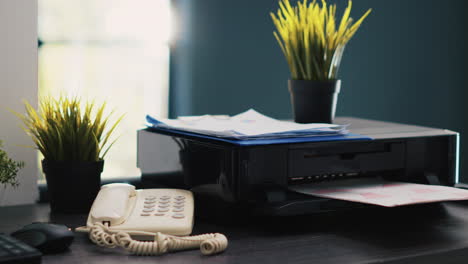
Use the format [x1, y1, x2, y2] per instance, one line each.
[172, 213, 185, 219]
[136, 191, 191, 233]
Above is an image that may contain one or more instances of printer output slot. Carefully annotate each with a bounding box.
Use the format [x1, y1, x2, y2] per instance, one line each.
[289, 141, 405, 182]
[301, 142, 391, 159]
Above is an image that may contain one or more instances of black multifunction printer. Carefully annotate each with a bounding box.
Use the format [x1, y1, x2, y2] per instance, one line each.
[137, 117, 459, 216]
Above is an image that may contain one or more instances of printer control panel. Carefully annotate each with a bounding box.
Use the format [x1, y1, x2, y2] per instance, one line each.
[289, 172, 360, 184]
[287, 141, 406, 185]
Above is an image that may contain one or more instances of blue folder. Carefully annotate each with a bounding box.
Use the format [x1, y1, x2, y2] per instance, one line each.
[145, 126, 372, 146]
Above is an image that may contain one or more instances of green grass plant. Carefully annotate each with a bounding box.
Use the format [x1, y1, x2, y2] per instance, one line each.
[15, 97, 123, 162]
[0, 140, 24, 187]
[271, 0, 371, 80]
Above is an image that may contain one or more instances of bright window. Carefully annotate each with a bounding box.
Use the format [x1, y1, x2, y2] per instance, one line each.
[38, 0, 171, 179]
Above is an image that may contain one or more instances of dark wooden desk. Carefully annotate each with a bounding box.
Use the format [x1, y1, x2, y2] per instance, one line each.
[3, 202, 468, 264]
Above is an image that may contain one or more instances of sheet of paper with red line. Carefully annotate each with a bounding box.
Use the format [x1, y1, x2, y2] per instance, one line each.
[289, 178, 468, 207]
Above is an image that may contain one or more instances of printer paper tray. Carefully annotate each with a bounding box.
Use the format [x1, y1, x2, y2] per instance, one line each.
[289, 178, 468, 208]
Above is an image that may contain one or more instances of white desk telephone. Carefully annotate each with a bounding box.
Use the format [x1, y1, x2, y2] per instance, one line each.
[76, 183, 227, 256]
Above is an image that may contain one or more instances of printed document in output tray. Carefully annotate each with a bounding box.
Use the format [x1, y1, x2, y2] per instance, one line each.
[289, 178, 468, 207]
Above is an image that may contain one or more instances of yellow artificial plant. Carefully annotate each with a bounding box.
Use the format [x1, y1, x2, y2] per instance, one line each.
[15, 96, 123, 162]
[271, 0, 371, 80]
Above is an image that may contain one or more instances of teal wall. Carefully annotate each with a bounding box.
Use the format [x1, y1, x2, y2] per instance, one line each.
[170, 0, 468, 181]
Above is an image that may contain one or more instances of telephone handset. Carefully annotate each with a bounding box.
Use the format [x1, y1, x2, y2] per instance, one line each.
[76, 183, 227, 256]
[88, 183, 138, 227]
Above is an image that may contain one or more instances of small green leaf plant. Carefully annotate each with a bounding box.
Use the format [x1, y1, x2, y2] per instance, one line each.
[271, 0, 372, 80]
[15, 96, 124, 162]
[0, 140, 24, 188]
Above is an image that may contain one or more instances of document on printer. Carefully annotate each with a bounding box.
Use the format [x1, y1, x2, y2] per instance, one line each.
[146, 109, 348, 139]
[289, 178, 468, 207]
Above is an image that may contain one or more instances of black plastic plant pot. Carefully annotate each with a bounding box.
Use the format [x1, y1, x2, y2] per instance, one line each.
[42, 160, 104, 213]
[288, 79, 341, 124]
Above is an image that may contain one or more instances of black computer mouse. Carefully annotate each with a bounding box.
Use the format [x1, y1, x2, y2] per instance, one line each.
[11, 222, 74, 254]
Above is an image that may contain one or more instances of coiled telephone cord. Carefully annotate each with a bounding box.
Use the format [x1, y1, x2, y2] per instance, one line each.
[88, 223, 228, 256]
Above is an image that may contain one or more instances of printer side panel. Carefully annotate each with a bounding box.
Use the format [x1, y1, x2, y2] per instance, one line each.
[404, 134, 458, 186]
[237, 146, 289, 202]
[179, 143, 289, 203]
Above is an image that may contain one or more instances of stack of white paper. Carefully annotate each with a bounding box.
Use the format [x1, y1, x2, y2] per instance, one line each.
[146, 109, 348, 140]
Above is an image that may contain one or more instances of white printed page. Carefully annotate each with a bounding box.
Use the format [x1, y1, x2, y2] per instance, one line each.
[229, 109, 342, 136]
[149, 109, 347, 139]
[289, 178, 468, 207]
